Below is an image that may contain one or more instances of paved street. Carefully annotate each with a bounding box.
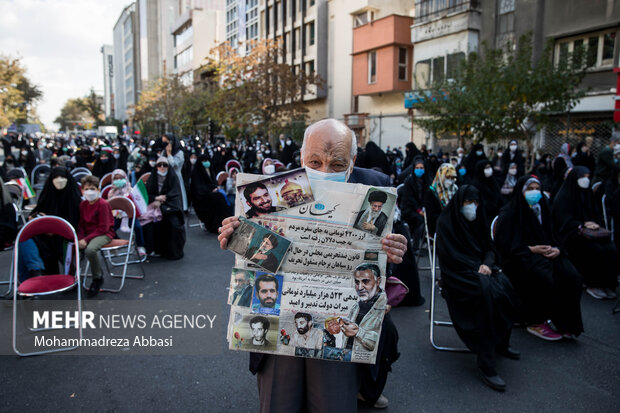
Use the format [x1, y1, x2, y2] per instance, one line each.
[1, 223, 619, 412]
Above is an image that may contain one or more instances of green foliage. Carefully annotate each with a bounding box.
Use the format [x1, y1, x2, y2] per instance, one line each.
[0, 56, 42, 127]
[413, 33, 589, 146]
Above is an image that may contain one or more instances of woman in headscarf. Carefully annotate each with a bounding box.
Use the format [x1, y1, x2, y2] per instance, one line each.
[470, 160, 502, 226]
[190, 154, 232, 234]
[92, 150, 115, 179]
[362, 141, 390, 175]
[107, 168, 146, 256]
[160, 134, 187, 212]
[143, 156, 185, 259]
[18, 145, 36, 176]
[463, 143, 488, 174]
[399, 157, 428, 254]
[572, 141, 595, 173]
[436, 185, 518, 391]
[0, 154, 19, 181]
[495, 176, 583, 340]
[500, 139, 525, 178]
[499, 162, 518, 202]
[29, 167, 82, 274]
[551, 166, 618, 300]
[423, 163, 457, 236]
[403, 142, 421, 170]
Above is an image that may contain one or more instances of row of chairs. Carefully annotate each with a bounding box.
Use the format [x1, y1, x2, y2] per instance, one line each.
[9, 197, 145, 356]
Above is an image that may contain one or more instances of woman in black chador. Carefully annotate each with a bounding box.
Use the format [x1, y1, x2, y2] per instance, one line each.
[470, 159, 502, 227]
[189, 154, 232, 233]
[495, 175, 583, 340]
[436, 185, 518, 392]
[551, 166, 618, 300]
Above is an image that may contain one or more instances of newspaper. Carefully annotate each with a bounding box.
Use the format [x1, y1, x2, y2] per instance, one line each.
[226, 172, 396, 364]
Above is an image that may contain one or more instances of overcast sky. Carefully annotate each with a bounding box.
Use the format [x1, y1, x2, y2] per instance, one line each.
[0, 0, 131, 131]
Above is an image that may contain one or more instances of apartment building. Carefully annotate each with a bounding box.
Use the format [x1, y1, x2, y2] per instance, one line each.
[100, 45, 115, 119]
[113, 3, 140, 122]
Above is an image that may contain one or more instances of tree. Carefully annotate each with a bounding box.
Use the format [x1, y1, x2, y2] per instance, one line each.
[413, 33, 588, 156]
[79, 88, 104, 127]
[205, 38, 323, 138]
[132, 74, 188, 135]
[55, 98, 89, 131]
[0, 55, 42, 127]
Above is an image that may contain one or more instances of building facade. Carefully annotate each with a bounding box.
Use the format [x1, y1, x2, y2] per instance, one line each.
[100, 44, 115, 119]
[113, 3, 140, 122]
[172, 0, 226, 86]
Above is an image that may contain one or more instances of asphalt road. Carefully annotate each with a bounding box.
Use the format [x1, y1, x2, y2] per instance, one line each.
[1, 222, 619, 412]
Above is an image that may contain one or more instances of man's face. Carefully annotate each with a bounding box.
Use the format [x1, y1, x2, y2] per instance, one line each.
[295, 317, 311, 335]
[234, 274, 249, 292]
[326, 319, 341, 335]
[257, 281, 277, 307]
[354, 270, 379, 301]
[250, 322, 267, 342]
[370, 201, 384, 213]
[247, 188, 272, 212]
[301, 123, 355, 173]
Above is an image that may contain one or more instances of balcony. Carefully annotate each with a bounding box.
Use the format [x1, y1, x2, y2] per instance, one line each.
[414, 0, 480, 24]
[411, 0, 481, 43]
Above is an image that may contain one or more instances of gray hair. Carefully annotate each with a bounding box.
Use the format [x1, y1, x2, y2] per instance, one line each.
[301, 119, 357, 161]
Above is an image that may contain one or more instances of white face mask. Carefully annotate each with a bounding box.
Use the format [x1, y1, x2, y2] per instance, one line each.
[443, 178, 454, 188]
[21, 150, 28, 156]
[510, 144, 517, 152]
[460, 203, 477, 221]
[84, 189, 99, 201]
[577, 176, 590, 189]
[157, 170, 168, 177]
[264, 164, 275, 175]
[484, 167, 493, 178]
[305, 164, 351, 183]
[508, 168, 517, 176]
[53, 177, 68, 190]
[149, 161, 156, 167]
[190, 158, 197, 165]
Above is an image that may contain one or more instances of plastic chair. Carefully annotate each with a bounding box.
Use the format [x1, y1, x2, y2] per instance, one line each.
[490, 216, 499, 241]
[429, 232, 470, 352]
[30, 164, 51, 192]
[12, 215, 82, 356]
[420, 208, 439, 271]
[5, 182, 27, 226]
[225, 159, 242, 173]
[72, 171, 91, 183]
[81, 197, 145, 293]
[101, 184, 113, 200]
[139, 172, 151, 185]
[71, 167, 92, 177]
[99, 172, 113, 189]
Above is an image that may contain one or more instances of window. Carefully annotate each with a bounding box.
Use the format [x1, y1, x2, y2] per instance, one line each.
[307, 21, 315, 46]
[295, 28, 300, 49]
[175, 46, 193, 69]
[306, 60, 314, 76]
[446, 52, 465, 79]
[368, 51, 376, 84]
[555, 29, 616, 69]
[415, 52, 464, 89]
[398, 47, 408, 81]
[353, 12, 368, 27]
[415, 60, 430, 89]
[175, 24, 193, 48]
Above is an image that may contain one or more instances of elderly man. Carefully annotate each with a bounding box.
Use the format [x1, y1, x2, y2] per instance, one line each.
[218, 118, 406, 412]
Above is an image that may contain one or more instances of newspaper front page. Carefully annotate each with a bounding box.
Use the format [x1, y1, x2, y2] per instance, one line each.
[226, 171, 396, 364]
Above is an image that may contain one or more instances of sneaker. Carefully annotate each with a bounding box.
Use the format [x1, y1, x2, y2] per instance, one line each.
[604, 288, 618, 299]
[586, 287, 607, 300]
[526, 322, 563, 341]
[87, 278, 104, 298]
[137, 246, 147, 257]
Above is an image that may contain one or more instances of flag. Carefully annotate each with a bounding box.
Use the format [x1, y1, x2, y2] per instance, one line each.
[131, 179, 148, 215]
[16, 177, 36, 200]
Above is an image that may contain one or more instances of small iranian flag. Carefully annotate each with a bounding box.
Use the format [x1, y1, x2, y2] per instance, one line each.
[131, 179, 148, 215]
[16, 177, 36, 200]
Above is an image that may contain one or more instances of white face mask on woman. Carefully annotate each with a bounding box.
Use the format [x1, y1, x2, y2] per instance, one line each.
[460, 203, 477, 221]
[577, 176, 590, 189]
[484, 167, 493, 178]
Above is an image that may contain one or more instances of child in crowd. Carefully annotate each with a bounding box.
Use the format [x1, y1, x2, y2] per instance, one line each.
[78, 175, 115, 297]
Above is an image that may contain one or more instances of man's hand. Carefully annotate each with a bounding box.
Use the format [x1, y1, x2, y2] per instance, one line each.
[478, 264, 492, 275]
[341, 322, 359, 337]
[155, 195, 166, 203]
[382, 233, 407, 264]
[218, 216, 241, 249]
[78, 239, 87, 249]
